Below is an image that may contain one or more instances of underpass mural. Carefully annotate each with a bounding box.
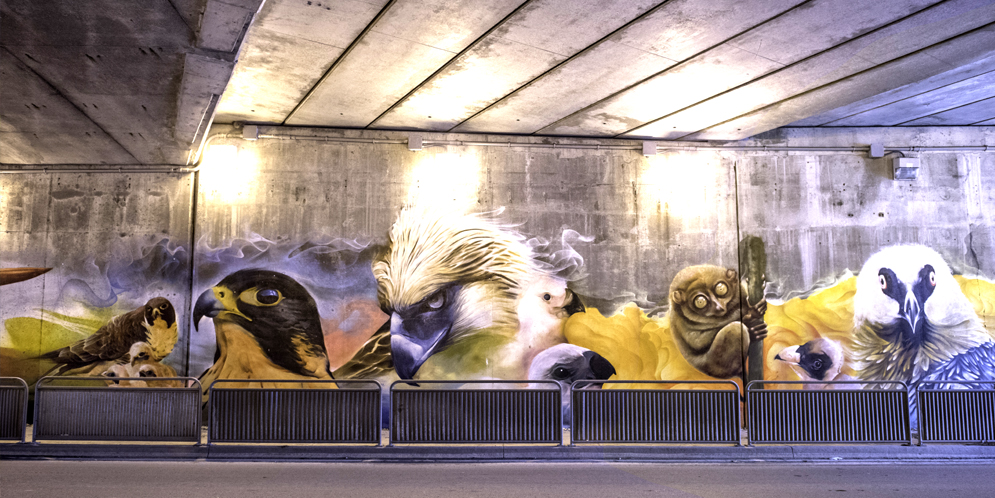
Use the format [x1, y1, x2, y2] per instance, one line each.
[2, 207, 994, 426]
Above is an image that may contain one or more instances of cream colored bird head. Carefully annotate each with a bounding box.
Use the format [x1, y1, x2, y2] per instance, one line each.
[851, 244, 987, 382]
[373, 208, 536, 379]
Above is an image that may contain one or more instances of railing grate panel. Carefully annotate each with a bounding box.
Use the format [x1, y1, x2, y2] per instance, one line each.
[208, 379, 381, 444]
[919, 382, 995, 444]
[208, 386, 380, 444]
[34, 377, 201, 443]
[391, 382, 561, 444]
[747, 381, 910, 445]
[571, 385, 740, 445]
[0, 378, 28, 442]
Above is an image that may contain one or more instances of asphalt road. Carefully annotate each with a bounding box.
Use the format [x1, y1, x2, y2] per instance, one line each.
[2, 460, 992, 497]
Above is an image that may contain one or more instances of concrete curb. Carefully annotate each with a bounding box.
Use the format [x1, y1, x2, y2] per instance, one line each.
[3, 442, 993, 462]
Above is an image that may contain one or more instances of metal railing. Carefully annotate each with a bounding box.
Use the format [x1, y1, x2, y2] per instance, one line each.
[918, 381, 995, 444]
[0, 377, 29, 442]
[390, 380, 562, 445]
[571, 380, 741, 445]
[207, 379, 381, 445]
[747, 380, 911, 445]
[33, 376, 201, 443]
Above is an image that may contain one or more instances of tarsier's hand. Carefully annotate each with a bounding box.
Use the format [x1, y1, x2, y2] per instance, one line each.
[742, 297, 768, 342]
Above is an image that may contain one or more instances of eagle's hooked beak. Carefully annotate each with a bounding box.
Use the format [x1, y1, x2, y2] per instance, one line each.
[900, 290, 922, 335]
[775, 345, 801, 364]
[390, 312, 451, 380]
[582, 350, 616, 379]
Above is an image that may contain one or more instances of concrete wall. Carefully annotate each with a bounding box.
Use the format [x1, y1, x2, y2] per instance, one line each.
[2, 126, 993, 386]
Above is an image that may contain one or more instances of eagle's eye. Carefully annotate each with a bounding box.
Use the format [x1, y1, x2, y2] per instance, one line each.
[714, 282, 728, 297]
[811, 359, 823, 370]
[543, 293, 551, 301]
[240, 288, 284, 307]
[692, 295, 708, 310]
[878, 274, 887, 290]
[426, 291, 445, 310]
[552, 366, 571, 379]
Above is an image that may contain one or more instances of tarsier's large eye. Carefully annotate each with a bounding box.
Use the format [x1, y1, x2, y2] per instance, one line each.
[714, 282, 728, 297]
[879, 275, 887, 290]
[693, 295, 708, 310]
[240, 288, 283, 307]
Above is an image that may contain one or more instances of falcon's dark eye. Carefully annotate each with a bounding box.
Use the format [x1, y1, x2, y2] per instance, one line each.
[812, 359, 823, 370]
[159, 304, 168, 310]
[543, 293, 551, 301]
[552, 366, 572, 380]
[257, 289, 280, 305]
[240, 288, 284, 307]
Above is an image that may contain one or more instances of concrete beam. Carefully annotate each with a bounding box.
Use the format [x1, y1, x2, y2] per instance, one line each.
[214, 0, 387, 123]
[624, 0, 995, 139]
[834, 69, 995, 126]
[791, 52, 995, 126]
[687, 22, 995, 140]
[902, 96, 995, 125]
[369, 0, 660, 131]
[454, 0, 804, 135]
[539, 0, 937, 137]
[175, 53, 235, 145]
[197, 0, 264, 52]
[284, 0, 523, 127]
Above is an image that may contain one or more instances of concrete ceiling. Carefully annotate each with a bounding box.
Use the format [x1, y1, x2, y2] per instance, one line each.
[2, 0, 995, 166]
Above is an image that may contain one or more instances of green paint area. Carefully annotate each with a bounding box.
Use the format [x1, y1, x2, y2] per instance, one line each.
[1, 311, 108, 386]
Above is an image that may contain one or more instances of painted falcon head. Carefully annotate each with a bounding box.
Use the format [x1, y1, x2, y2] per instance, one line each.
[193, 269, 332, 379]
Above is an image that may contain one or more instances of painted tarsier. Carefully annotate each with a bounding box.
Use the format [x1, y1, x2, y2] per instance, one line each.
[667, 265, 767, 379]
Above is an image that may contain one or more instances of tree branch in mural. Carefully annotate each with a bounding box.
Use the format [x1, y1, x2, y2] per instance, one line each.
[667, 265, 768, 379]
[850, 244, 995, 421]
[37, 297, 178, 378]
[0, 267, 52, 286]
[341, 208, 589, 381]
[193, 269, 334, 401]
[774, 338, 855, 388]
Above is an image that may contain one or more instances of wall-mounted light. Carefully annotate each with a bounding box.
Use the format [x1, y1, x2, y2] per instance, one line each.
[642, 140, 657, 157]
[408, 134, 423, 151]
[894, 157, 920, 180]
[199, 144, 257, 202]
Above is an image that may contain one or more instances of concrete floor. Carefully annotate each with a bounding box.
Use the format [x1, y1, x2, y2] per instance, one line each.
[1, 461, 993, 498]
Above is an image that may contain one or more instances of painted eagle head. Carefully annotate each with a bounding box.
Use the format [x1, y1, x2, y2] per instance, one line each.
[851, 244, 988, 382]
[528, 343, 616, 386]
[193, 268, 331, 378]
[373, 208, 536, 379]
[775, 338, 846, 382]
